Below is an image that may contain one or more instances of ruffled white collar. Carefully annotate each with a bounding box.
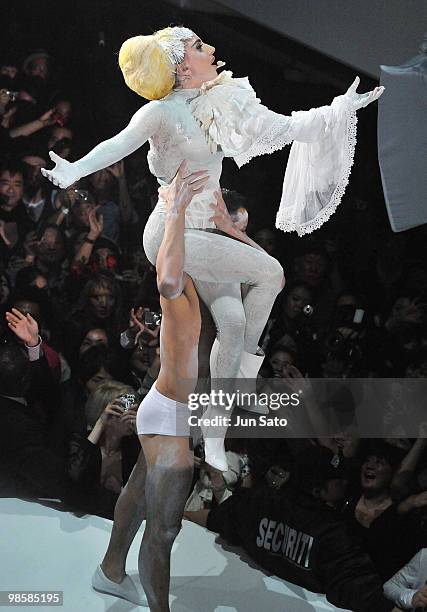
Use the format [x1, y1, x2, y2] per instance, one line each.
[174, 71, 258, 153]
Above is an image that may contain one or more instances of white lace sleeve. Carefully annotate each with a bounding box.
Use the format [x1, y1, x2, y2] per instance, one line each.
[74, 102, 163, 178]
[275, 96, 357, 236]
[230, 92, 357, 237]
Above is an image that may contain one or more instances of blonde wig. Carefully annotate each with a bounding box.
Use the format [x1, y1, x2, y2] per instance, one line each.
[118, 27, 193, 100]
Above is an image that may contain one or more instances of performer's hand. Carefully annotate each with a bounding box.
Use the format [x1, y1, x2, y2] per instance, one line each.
[209, 190, 235, 235]
[41, 151, 81, 189]
[5, 308, 39, 346]
[345, 76, 384, 111]
[162, 160, 209, 214]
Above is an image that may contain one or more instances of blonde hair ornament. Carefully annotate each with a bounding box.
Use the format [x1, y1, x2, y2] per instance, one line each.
[156, 27, 194, 65]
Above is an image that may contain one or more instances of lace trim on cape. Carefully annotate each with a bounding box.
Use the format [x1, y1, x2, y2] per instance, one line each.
[275, 109, 357, 236]
[233, 116, 294, 168]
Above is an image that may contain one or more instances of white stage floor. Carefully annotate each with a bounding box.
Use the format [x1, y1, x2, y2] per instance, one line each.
[0, 498, 349, 612]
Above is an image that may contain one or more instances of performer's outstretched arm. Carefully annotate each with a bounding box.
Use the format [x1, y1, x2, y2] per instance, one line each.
[156, 162, 208, 300]
[41, 102, 163, 189]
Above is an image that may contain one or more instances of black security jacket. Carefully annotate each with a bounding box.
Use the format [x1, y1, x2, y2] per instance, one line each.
[207, 486, 395, 612]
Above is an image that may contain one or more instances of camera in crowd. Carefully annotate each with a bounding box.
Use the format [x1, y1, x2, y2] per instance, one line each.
[323, 306, 368, 376]
[117, 393, 137, 412]
[5, 90, 19, 102]
[144, 310, 161, 329]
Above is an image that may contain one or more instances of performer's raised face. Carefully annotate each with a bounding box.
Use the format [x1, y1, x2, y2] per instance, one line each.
[177, 34, 218, 87]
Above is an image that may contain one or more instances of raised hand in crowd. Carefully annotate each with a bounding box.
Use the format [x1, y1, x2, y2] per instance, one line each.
[127, 307, 160, 346]
[53, 185, 81, 217]
[106, 159, 136, 225]
[0, 220, 12, 247]
[23, 230, 39, 263]
[398, 490, 427, 515]
[5, 307, 39, 347]
[106, 160, 125, 180]
[0, 89, 11, 114]
[8, 108, 56, 139]
[73, 206, 103, 265]
[282, 363, 316, 400]
[39, 108, 56, 124]
[87, 206, 104, 241]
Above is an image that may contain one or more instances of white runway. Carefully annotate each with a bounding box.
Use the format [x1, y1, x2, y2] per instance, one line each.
[0, 498, 349, 612]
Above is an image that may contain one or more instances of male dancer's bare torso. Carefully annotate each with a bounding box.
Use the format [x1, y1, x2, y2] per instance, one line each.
[156, 276, 200, 404]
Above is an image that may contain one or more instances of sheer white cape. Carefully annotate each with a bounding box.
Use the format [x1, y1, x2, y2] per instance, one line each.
[188, 71, 357, 236]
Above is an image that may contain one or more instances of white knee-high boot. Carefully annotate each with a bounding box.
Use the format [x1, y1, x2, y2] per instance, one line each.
[209, 338, 269, 414]
[203, 340, 268, 472]
[236, 349, 269, 415]
[202, 338, 231, 472]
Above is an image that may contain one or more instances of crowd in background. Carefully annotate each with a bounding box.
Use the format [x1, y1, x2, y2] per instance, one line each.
[1, 4, 426, 610]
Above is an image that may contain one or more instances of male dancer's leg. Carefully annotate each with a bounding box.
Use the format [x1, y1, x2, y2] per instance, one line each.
[100, 449, 147, 582]
[138, 434, 193, 612]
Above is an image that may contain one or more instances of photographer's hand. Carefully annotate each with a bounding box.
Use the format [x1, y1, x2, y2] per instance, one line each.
[119, 408, 138, 436]
[88, 401, 125, 445]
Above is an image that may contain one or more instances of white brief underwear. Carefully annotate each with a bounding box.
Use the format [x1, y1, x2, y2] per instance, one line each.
[136, 383, 190, 437]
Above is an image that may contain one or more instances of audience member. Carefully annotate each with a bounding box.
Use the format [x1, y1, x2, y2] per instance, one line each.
[68, 380, 140, 494]
[344, 442, 422, 581]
